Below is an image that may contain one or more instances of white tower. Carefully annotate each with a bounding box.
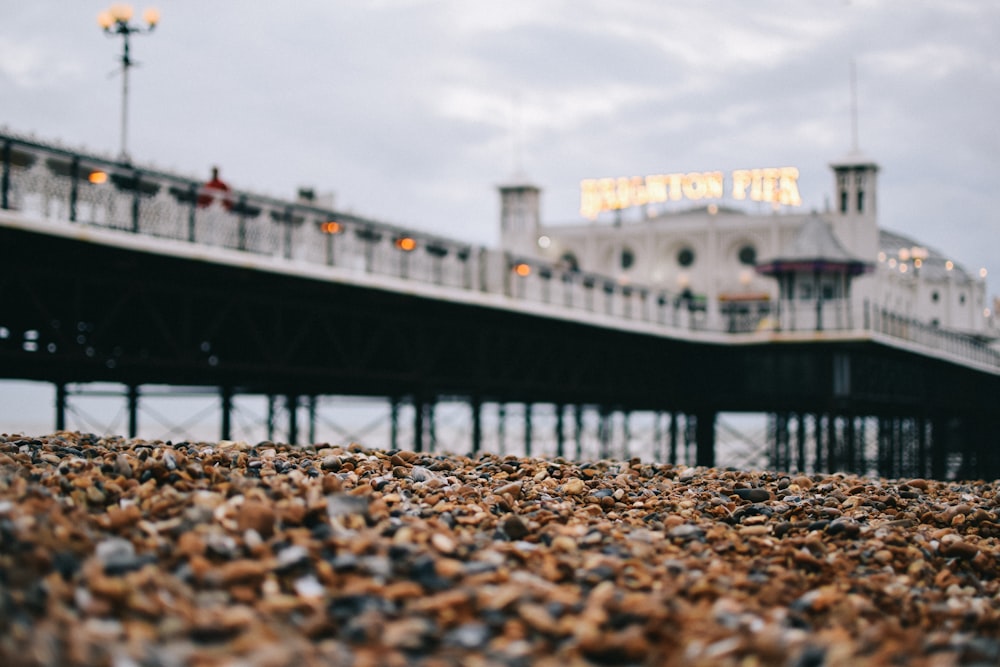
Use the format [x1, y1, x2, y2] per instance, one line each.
[498, 182, 541, 256]
[830, 152, 879, 259]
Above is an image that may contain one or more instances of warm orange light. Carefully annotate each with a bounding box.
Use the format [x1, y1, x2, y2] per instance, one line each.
[88, 170, 108, 184]
[143, 7, 160, 26]
[111, 4, 134, 22]
[514, 263, 531, 277]
[320, 221, 342, 234]
[395, 236, 416, 252]
[97, 10, 114, 29]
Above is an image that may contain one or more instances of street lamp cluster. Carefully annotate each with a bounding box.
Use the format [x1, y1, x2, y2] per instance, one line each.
[97, 4, 160, 161]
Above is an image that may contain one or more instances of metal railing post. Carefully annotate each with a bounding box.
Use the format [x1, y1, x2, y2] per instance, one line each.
[69, 155, 80, 222]
[187, 183, 197, 242]
[130, 168, 141, 233]
[0, 140, 10, 210]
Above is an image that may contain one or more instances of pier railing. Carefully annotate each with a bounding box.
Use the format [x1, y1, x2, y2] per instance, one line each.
[2, 130, 998, 371]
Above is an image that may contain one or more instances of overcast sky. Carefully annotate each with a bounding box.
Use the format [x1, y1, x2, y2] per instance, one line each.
[2, 1, 999, 434]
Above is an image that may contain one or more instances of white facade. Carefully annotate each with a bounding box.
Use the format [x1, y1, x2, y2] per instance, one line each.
[500, 154, 995, 338]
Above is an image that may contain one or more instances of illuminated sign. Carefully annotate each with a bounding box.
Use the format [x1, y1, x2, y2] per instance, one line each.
[580, 167, 802, 220]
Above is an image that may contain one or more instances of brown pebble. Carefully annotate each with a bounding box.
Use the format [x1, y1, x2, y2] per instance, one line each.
[941, 539, 979, 559]
[237, 500, 277, 539]
[431, 532, 456, 554]
[1, 431, 998, 666]
[496, 480, 523, 500]
[216, 559, 270, 586]
[734, 488, 771, 503]
[501, 514, 530, 540]
[102, 504, 142, 530]
[792, 475, 813, 489]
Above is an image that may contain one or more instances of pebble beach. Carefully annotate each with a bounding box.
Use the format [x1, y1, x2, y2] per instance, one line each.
[0, 432, 997, 666]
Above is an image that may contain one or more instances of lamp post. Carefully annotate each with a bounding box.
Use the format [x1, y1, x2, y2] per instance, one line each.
[98, 4, 160, 161]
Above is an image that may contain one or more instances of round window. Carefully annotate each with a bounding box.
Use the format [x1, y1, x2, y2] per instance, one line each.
[621, 248, 635, 271]
[738, 245, 756, 266]
[677, 247, 695, 267]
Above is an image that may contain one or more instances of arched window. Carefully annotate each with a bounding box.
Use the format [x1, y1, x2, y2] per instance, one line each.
[620, 247, 635, 271]
[559, 252, 579, 272]
[738, 245, 756, 266]
[677, 247, 695, 267]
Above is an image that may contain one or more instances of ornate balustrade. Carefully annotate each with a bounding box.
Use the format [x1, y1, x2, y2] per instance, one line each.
[2, 130, 998, 371]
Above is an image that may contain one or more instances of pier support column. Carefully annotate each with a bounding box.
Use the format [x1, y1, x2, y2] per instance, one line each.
[267, 396, 277, 442]
[574, 405, 584, 460]
[770, 413, 791, 472]
[694, 410, 716, 468]
[974, 414, 1000, 480]
[844, 415, 856, 475]
[827, 413, 838, 473]
[413, 396, 425, 453]
[390, 397, 400, 451]
[287, 394, 299, 446]
[877, 417, 889, 478]
[653, 412, 663, 463]
[220, 386, 233, 441]
[685, 414, 697, 465]
[307, 396, 317, 445]
[498, 403, 507, 456]
[622, 411, 631, 460]
[471, 397, 482, 456]
[524, 403, 533, 458]
[930, 416, 948, 480]
[669, 412, 678, 465]
[813, 413, 825, 473]
[899, 418, 908, 477]
[795, 413, 807, 474]
[555, 404, 565, 459]
[55, 382, 67, 432]
[598, 407, 611, 460]
[127, 384, 140, 439]
[916, 416, 928, 480]
[427, 400, 436, 453]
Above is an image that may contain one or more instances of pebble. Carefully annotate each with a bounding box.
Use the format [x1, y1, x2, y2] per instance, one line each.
[0, 431, 996, 666]
[501, 514, 530, 540]
[734, 487, 772, 503]
[236, 499, 277, 539]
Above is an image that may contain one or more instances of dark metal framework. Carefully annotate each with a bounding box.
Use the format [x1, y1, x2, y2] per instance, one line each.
[2, 131, 999, 478]
[1, 223, 998, 478]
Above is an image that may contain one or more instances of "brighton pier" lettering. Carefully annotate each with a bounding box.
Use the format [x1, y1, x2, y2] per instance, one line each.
[580, 167, 802, 220]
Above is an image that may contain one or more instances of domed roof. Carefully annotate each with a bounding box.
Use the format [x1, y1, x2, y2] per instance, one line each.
[879, 229, 975, 283]
[756, 213, 873, 276]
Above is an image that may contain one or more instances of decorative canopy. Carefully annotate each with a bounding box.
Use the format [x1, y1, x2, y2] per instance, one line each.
[756, 213, 874, 277]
